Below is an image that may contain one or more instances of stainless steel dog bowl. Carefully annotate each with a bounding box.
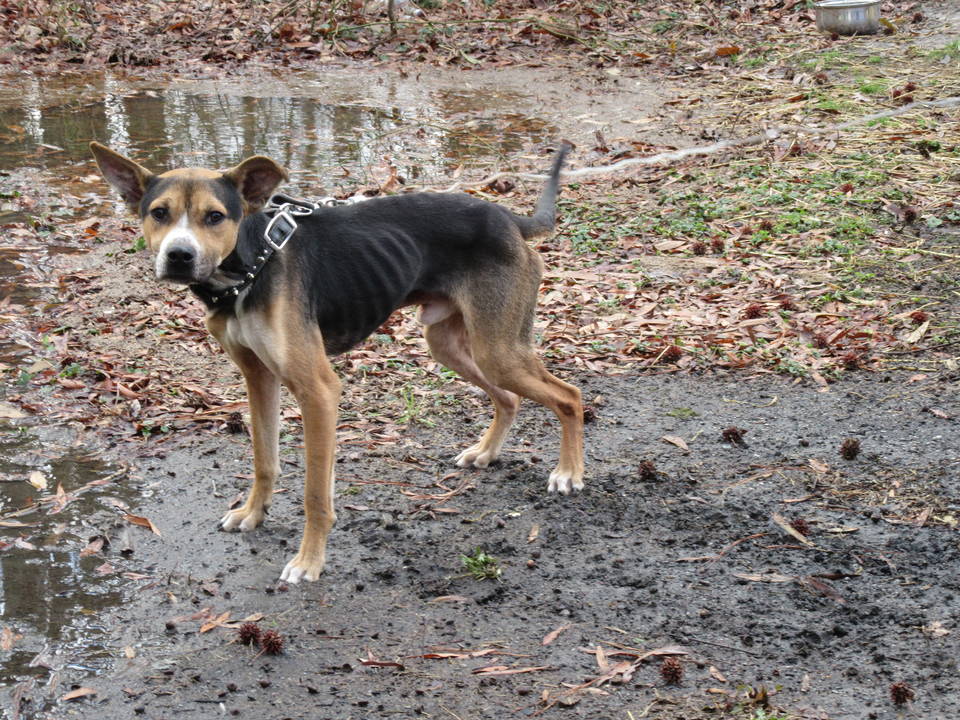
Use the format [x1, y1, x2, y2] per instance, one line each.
[815, 0, 881, 35]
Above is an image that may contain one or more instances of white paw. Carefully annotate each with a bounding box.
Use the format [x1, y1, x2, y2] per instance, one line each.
[548, 467, 584, 495]
[219, 505, 265, 532]
[455, 444, 497, 468]
[280, 556, 323, 584]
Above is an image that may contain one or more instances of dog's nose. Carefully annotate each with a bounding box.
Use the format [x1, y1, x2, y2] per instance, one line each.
[166, 245, 196, 267]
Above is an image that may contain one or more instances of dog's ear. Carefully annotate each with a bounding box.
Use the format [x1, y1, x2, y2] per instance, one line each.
[90, 142, 153, 213]
[223, 156, 289, 214]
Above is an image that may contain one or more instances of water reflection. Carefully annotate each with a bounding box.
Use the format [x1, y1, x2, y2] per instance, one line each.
[0, 73, 555, 187]
[0, 431, 131, 686]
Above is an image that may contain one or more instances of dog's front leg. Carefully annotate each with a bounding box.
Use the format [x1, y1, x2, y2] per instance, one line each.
[279, 355, 341, 584]
[220, 347, 280, 532]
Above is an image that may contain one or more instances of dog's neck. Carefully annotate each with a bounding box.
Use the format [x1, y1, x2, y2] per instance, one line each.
[189, 213, 273, 311]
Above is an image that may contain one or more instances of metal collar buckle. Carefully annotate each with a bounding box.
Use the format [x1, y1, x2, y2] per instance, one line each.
[264, 210, 297, 251]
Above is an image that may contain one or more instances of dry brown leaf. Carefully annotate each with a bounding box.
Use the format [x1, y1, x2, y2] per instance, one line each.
[527, 523, 540, 543]
[61, 687, 97, 701]
[199, 611, 231, 633]
[124, 513, 162, 536]
[771, 512, 813, 546]
[1, 626, 22, 651]
[472, 665, 551, 676]
[27, 471, 47, 490]
[808, 458, 829, 473]
[542, 623, 571, 646]
[709, 665, 727, 683]
[661, 434, 689, 451]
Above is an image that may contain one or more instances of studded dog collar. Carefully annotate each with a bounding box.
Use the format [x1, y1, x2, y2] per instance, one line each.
[190, 193, 355, 311]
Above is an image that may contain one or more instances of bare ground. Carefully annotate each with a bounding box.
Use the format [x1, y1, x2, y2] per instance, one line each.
[32, 368, 960, 720]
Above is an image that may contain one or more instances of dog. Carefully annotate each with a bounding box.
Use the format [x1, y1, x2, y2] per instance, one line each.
[90, 142, 584, 583]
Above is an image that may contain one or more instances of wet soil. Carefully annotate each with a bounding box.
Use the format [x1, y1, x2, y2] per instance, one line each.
[16, 368, 960, 720]
[3, 14, 960, 718]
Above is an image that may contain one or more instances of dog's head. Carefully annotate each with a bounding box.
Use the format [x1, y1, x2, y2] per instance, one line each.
[90, 143, 288, 285]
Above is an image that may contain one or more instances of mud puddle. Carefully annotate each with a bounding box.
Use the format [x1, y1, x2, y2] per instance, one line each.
[0, 425, 137, 711]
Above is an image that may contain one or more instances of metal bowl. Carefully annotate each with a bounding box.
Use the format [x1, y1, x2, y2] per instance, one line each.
[815, 0, 881, 35]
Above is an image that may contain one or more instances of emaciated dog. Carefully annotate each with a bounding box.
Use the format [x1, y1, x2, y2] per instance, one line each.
[90, 142, 584, 583]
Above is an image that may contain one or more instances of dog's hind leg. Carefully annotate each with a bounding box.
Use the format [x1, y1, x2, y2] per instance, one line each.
[459, 250, 584, 494]
[217, 348, 281, 532]
[424, 312, 520, 468]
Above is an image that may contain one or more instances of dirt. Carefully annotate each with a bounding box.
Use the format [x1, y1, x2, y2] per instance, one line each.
[12, 363, 956, 720]
[3, 3, 960, 718]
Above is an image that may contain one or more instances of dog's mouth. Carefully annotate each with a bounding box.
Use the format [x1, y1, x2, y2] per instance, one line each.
[155, 254, 221, 286]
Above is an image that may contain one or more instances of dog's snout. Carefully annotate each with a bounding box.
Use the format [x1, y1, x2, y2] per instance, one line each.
[166, 245, 196, 266]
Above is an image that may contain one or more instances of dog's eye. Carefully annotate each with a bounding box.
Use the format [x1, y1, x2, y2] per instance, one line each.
[150, 207, 168, 221]
[206, 211, 225, 225]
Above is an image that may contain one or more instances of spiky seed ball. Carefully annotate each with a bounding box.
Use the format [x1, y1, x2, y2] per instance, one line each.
[260, 630, 285, 655]
[638, 460, 657, 482]
[744, 303, 765, 319]
[660, 656, 684, 684]
[711, 237, 725, 253]
[903, 82, 917, 93]
[898, 94, 914, 105]
[813, 71, 829, 84]
[779, 298, 799, 312]
[902, 206, 919, 223]
[759, 219, 774, 232]
[890, 681, 915, 705]
[691, 241, 708, 256]
[225, 412, 246, 434]
[238, 623, 262, 646]
[840, 438, 861, 460]
[909, 310, 929, 325]
[838, 183, 854, 194]
[582, 405, 598, 423]
[790, 517, 811, 536]
[912, 12, 924, 22]
[662, 345, 683, 363]
[722, 426, 747, 446]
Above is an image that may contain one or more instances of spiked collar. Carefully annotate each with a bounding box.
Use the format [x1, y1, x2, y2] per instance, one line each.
[189, 193, 331, 311]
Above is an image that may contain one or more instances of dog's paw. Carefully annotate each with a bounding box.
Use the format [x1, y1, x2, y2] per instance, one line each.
[548, 466, 585, 495]
[280, 553, 325, 584]
[455, 443, 498, 469]
[219, 503, 266, 532]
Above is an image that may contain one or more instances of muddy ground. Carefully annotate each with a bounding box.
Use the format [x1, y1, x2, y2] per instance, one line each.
[19, 367, 957, 720]
[2, 3, 960, 719]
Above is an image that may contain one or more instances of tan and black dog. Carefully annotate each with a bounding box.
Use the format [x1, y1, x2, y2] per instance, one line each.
[90, 142, 584, 583]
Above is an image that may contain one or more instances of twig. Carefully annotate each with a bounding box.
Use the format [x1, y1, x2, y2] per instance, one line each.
[414, 95, 960, 193]
[678, 635, 762, 656]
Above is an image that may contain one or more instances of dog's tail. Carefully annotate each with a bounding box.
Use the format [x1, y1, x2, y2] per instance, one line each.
[514, 142, 571, 240]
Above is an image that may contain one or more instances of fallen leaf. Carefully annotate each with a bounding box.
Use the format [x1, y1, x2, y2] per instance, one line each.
[709, 665, 727, 683]
[124, 514, 162, 536]
[199, 611, 231, 633]
[61, 687, 97, 701]
[808, 458, 829, 473]
[472, 665, 552, 676]
[527, 523, 540, 543]
[771, 512, 813, 546]
[921, 621, 950, 637]
[27, 471, 47, 490]
[1, 626, 22, 650]
[715, 45, 741, 56]
[661, 435, 689, 451]
[542, 623, 571, 646]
